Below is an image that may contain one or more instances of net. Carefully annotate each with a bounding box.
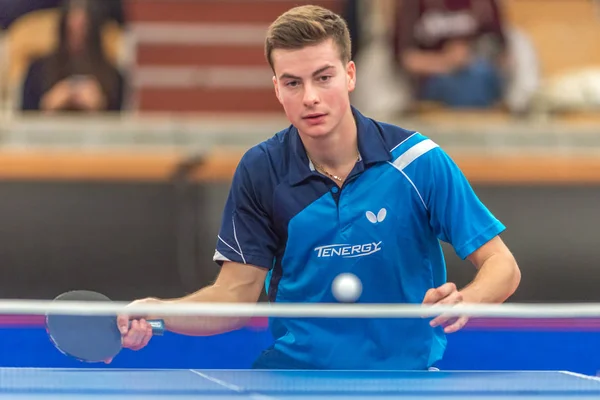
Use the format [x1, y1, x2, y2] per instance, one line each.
[3, 299, 600, 318]
[0, 300, 599, 399]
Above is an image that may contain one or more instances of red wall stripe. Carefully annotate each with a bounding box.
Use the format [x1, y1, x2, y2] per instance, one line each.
[127, 0, 343, 24]
[137, 44, 267, 67]
[137, 87, 281, 113]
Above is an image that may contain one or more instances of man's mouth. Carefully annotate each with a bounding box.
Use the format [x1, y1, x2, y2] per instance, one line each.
[303, 113, 326, 120]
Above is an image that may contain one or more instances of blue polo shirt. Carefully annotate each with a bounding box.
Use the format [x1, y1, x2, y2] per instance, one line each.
[213, 107, 505, 370]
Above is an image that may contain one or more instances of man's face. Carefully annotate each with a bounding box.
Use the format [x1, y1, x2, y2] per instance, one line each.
[271, 39, 356, 139]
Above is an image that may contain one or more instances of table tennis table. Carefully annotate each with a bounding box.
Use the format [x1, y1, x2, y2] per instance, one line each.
[1, 368, 599, 399]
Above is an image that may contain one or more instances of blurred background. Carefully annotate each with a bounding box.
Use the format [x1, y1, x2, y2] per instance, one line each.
[0, 0, 599, 301]
[0, 0, 600, 302]
[0, 0, 599, 373]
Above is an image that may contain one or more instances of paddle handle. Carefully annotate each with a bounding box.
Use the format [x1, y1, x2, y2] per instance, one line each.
[128, 319, 165, 336]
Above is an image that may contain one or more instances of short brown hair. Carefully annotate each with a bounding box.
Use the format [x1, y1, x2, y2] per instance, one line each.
[265, 5, 352, 71]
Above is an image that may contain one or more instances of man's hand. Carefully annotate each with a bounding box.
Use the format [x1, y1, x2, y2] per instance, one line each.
[422, 282, 468, 334]
[104, 297, 164, 363]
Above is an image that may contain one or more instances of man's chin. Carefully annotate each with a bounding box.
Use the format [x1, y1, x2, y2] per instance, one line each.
[297, 122, 331, 138]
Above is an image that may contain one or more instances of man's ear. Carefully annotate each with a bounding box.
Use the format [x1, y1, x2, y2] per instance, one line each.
[347, 61, 356, 92]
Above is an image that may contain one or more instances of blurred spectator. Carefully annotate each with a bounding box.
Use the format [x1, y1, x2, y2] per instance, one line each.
[394, 0, 508, 110]
[20, 0, 125, 112]
[344, 0, 362, 60]
[1, 0, 124, 29]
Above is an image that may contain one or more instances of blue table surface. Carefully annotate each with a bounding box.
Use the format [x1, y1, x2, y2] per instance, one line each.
[1, 369, 600, 399]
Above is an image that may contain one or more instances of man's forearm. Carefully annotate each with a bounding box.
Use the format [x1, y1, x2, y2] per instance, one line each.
[460, 253, 521, 304]
[156, 285, 252, 336]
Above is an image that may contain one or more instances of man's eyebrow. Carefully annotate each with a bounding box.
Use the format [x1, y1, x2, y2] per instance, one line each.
[278, 64, 335, 80]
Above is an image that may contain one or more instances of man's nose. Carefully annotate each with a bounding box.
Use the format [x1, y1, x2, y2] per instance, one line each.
[303, 83, 320, 106]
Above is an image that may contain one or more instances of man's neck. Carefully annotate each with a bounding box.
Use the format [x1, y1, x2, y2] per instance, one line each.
[302, 109, 358, 170]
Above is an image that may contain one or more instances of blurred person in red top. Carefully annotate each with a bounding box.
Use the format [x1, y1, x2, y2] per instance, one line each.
[0, 0, 124, 29]
[394, 0, 508, 110]
[20, 0, 125, 112]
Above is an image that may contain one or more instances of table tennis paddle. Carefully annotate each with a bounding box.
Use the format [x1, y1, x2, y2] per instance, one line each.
[45, 290, 165, 363]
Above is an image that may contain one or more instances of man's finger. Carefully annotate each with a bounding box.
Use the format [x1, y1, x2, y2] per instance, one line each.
[422, 288, 441, 304]
[422, 283, 458, 304]
[430, 311, 460, 328]
[131, 320, 147, 344]
[121, 333, 137, 349]
[430, 313, 452, 328]
[427, 289, 463, 327]
[443, 316, 469, 334]
[430, 313, 467, 330]
[128, 327, 153, 351]
[140, 325, 154, 348]
[434, 283, 457, 300]
[435, 290, 463, 305]
[427, 292, 463, 325]
[116, 314, 130, 335]
[122, 320, 143, 348]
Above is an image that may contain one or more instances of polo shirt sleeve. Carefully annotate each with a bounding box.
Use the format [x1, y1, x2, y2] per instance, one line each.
[213, 151, 278, 270]
[405, 139, 506, 260]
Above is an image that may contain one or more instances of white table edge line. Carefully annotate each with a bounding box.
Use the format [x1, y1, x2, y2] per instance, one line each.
[189, 369, 277, 400]
[559, 371, 600, 382]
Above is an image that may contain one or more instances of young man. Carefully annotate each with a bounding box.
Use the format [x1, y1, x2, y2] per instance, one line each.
[115, 5, 520, 370]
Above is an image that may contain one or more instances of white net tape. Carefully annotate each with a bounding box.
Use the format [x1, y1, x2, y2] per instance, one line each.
[0, 300, 598, 318]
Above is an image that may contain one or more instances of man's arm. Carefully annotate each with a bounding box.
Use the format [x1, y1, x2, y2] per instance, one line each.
[424, 235, 520, 333]
[117, 261, 267, 350]
[462, 235, 521, 303]
[111, 148, 277, 361]
[159, 261, 267, 335]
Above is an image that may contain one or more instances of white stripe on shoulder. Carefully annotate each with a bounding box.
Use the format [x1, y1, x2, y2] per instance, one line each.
[391, 139, 439, 171]
[390, 132, 418, 152]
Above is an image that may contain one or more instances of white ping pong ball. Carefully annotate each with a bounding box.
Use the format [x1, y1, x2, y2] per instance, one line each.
[332, 273, 362, 302]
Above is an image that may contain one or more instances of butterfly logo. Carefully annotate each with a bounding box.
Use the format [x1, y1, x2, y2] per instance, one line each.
[366, 208, 387, 224]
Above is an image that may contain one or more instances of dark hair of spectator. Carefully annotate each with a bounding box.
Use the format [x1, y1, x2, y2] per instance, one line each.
[43, 0, 119, 107]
